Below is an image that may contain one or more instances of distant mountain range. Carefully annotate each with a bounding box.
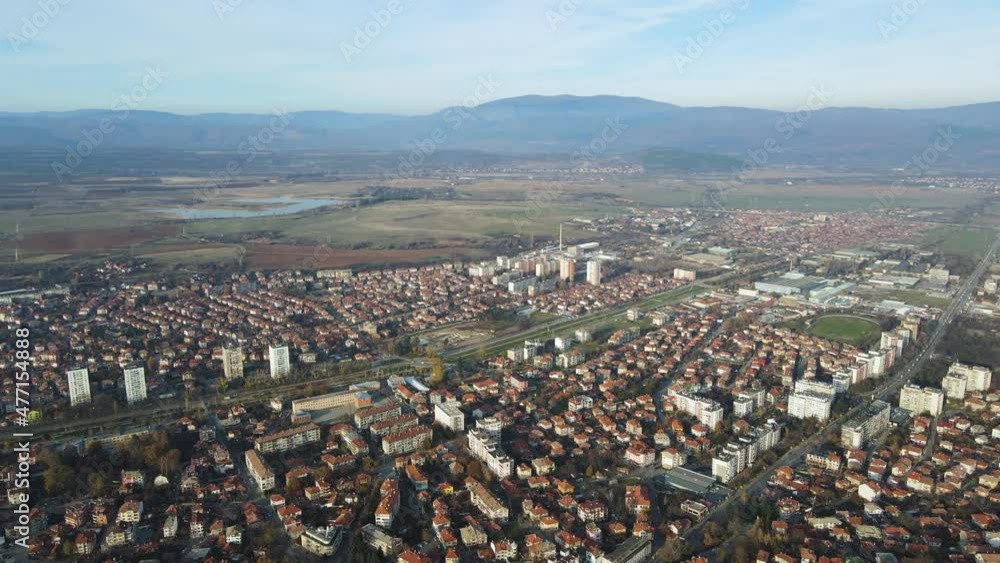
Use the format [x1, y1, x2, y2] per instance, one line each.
[2, 95, 999, 170]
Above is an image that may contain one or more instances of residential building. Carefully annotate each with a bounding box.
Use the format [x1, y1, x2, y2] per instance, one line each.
[434, 401, 465, 432]
[712, 446, 742, 484]
[559, 258, 576, 281]
[355, 402, 403, 429]
[467, 417, 513, 479]
[67, 367, 91, 406]
[268, 343, 291, 379]
[670, 391, 724, 429]
[361, 524, 402, 556]
[948, 362, 992, 393]
[301, 527, 342, 556]
[375, 480, 400, 528]
[898, 384, 944, 416]
[661, 448, 687, 470]
[587, 260, 602, 286]
[788, 391, 833, 422]
[841, 400, 891, 449]
[942, 372, 968, 400]
[466, 478, 508, 521]
[254, 423, 321, 454]
[245, 450, 275, 492]
[381, 426, 432, 456]
[122, 363, 147, 405]
[222, 345, 244, 380]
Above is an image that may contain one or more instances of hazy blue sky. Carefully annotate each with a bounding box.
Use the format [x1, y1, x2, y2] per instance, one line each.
[2, 0, 997, 114]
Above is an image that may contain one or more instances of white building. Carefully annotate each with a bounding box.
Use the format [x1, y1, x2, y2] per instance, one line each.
[586, 260, 602, 286]
[733, 394, 754, 418]
[554, 336, 573, 351]
[788, 391, 833, 422]
[794, 379, 836, 399]
[670, 391, 724, 429]
[841, 401, 891, 449]
[467, 418, 512, 479]
[712, 443, 745, 484]
[559, 258, 576, 281]
[123, 363, 147, 405]
[948, 362, 992, 393]
[898, 384, 944, 416]
[660, 448, 687, 470]
[434, 401, 465, 432]
[941, 372, 968, 400]
[67, 367, 92, 406]
[268, 344, 291, 379]
[832, 372, 852, 394]
[245, 449, 275, 492]
[222, 345, 244, 380]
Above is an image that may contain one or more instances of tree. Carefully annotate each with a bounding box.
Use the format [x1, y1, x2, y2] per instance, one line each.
[286, 475, 303, 496]
[702, 521, 725, 548]
[159, 449, 182, 475]
[44, 463, 74, 496]
[467, 460, 484, 481]
[88, 472, 110, 497]
[429, 357, 445, 386]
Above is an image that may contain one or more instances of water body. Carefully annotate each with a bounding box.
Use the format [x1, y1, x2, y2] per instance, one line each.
[154, 197, 347, 219]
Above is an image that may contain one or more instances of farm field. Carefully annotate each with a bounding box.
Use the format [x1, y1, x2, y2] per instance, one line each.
[0, 165, 992, 271]
[922, 225, 997, 259]
[186, 199, 617, 247]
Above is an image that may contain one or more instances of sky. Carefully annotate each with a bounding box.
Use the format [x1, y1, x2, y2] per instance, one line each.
[1, 0, 998, 115]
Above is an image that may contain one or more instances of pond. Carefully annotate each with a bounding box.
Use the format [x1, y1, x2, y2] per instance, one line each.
[153, 197, 347, 219]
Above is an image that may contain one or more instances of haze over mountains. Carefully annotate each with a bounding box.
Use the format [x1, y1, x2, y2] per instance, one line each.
[3, 95, 999, 170]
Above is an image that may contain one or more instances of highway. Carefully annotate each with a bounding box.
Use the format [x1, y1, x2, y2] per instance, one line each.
[682, 231, 1000, 551]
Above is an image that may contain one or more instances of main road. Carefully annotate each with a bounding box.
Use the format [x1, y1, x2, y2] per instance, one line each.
[682, 231, 1000, 550]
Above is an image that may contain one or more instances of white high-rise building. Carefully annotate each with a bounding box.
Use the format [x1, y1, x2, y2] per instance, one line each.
[898, 384, 944, 416]
[222, 345, 244, 380]
[941, 372, 968, 400]
[268, 344, 291, 379]
[559, 258, 576, 282]
[794, 379, 836, 399]
[67, 367, 92, 407]
[788, 391, 833, 422]
[712, 446, 742, 484]
[948, 362, 992, 393]
[434, 401, 465, 432]
[670, 391, 724, 429]
[467, 417, 512, 479]
[123, 363, 147, 405]
[586, 260, 602, 286]
[841, 401, 891, 449]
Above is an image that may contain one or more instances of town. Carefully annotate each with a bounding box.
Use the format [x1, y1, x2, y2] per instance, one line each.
[1, 207, 998, 563]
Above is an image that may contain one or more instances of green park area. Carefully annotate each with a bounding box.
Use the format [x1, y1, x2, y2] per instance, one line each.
[808, 315, 882, 347]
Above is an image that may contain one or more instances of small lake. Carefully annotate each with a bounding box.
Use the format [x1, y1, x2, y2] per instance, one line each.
[153, 197, 347, 219]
